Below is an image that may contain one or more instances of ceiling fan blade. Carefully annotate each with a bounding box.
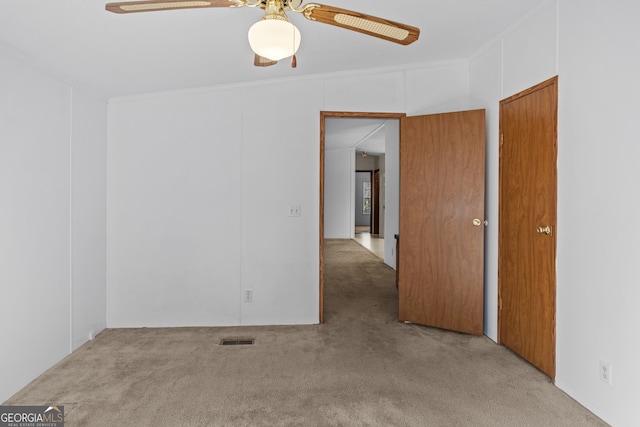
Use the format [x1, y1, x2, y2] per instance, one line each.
[105, 0, 242, 14]
[254, 54, 278, 67]
[301, 4, 419, 45]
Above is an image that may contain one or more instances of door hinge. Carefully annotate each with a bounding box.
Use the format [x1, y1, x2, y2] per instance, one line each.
[499, 297, 503, 311]
[500, 133, 504, 146]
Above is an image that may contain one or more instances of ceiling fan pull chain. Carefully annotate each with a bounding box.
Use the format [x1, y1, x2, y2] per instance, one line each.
[291, 19, 297, 68]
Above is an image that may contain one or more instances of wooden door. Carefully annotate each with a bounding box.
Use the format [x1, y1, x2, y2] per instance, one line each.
[499, 77, 557, 379]
[398, 110, 486, 335]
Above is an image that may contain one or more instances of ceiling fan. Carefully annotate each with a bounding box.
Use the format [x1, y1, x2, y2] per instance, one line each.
[105, 0, 420, 67]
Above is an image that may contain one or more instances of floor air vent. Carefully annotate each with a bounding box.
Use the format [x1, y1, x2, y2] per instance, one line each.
[219, 338, 255, 346]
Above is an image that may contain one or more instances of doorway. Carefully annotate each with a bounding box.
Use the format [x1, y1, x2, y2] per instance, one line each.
[320, 112, 405, 323]
[498, 77, 558, 379]
[320, 109, 486, 330]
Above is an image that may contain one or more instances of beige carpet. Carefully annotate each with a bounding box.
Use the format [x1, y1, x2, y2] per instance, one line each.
[4, 239, 606, 426]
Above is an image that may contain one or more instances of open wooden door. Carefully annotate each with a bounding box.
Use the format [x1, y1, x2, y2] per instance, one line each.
[398, 109, 486, 335]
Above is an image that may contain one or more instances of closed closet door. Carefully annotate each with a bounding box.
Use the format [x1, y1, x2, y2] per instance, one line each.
[499, 77, 558, 379]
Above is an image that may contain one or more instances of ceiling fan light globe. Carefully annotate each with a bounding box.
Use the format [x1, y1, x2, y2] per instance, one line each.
[248, 19, 301, 61]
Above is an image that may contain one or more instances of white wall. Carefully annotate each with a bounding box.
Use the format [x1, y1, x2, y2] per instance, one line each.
[71, 88, 108, 350]
[324, 71, 406, 112]
[107, 89, 244, 327]
[555, 1, 640, 425]
[468, 0, 558, 343]
[240, 82, 323, 325]
[355, 154, 377, 171]
[0, 50, 106, 402]
[107, 62, 469, 328]
[383, 121, 400, 269]
[406, 63, 470, 115]
[324, 149, 354, 239]
[469, 1, 640, 425]
[107, 81, 323, 327]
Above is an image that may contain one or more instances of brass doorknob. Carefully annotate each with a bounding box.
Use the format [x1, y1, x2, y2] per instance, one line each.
[536, 225, 552, 235]
[472, 218, 482, 227]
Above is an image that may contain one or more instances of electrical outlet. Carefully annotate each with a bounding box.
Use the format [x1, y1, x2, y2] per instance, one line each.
[288, 204, 301, 217]
[243, 290, 253, 303]
[599, 360, 613, 385]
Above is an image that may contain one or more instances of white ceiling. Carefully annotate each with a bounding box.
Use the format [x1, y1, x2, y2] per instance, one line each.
[0, 0, 545, 99]
[325, 117, 389, 155]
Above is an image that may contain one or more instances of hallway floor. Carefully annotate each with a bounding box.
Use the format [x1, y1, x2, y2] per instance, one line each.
[354, 231, 384, 259]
